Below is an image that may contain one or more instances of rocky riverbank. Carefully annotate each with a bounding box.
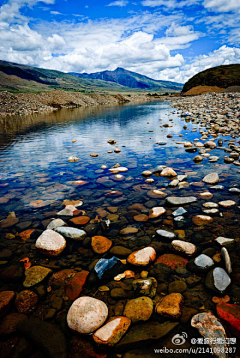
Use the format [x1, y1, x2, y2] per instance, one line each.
[0, 90, 150, 117]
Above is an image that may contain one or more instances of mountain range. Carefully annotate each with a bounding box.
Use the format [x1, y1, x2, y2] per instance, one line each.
[0, 60, 183, 93]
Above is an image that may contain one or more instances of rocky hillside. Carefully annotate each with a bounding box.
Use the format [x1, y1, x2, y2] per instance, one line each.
[182, 64, 240, 94]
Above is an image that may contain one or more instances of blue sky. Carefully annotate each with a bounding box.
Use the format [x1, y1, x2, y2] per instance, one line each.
[0, 0, 240, 83]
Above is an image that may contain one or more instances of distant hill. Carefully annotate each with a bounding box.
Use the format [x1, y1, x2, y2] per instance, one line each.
[69, 67, 183, 91]
[182, 64, 240, 94]
[0, 60, 183, 93]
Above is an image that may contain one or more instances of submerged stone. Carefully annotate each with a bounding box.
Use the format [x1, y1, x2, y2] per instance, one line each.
[123, 297, 153, 323]
[55, 227, 87, 241]
[35, 229, 66, 256]
[156, 293, 183, 319]
[166, 196, 197, 206]
[93, 317, 131, 346]
[156, 229, 175, 240]
[94, 257, 125, 280]
[127, 247, 156, 266]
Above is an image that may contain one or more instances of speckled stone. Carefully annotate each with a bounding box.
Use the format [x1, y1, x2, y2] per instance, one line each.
[127, 247, 156, 266]
[93, 316, 131, 346]
[35, 229, 66, 256]
[123, 297, 153, 323]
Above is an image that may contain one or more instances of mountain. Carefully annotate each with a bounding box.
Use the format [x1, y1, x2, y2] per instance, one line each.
[69, 67, 183, 91]
[182, 64, 240, 94]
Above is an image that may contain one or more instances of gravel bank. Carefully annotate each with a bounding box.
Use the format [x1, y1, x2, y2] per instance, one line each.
[0, 90, 150, 117]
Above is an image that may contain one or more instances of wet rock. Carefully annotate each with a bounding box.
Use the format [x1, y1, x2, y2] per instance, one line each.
[205, 267, 231, 293]
[17, 229, 35, 241]
[217, 303, 240, 338]
[17, 318, 67, 358]
[69, 216, 90, 226]
[48, 269, 77, 287]
[94, 256, 125, 280]
[123, 297, 153, 323]
[156, 229, 175, 240]
[218, 200, 236, 208]
[151, 165, 165, 174]
[141, 170, 152, 177]
[91, 235, 112, 254]
[65, 270, 89, 301]
[192, 254, 214, 272]
[199, 191, 213, 199]
[67, 296, 108, 334]
[110, 246, 132, 257]
[166, 196, 197, 206]
[93, 316, 131, 346]
[172, 207, 187, 217]
[204, 140, 217, 148]
[149, 207, 166, 219]
[191, 312, 227, 358]
[55, 227, 87, 241]
[115, 321, 179, 352]
[68, 156, 79, 162]
[161, 167, 177, 177]
[221, 247, 232, 274]
[0, 291, 15, 318]
[155, 254, 188, 270]
[47, 219, 66, 230]
[110, 288, 127, 299]
[57, 205, 78, 217]
[132, 277, 157, 298]
[149, 263, 173, 282]
[168, 281, 187, 294]
[35, 229, 66, 256]
[69, 335, 107, 358]
[215, 236, 234, 247]
[133, 214, 148, 222]
[23, 266, 52, 287]
[171, 240, 197, 257]
[0, 312, 27, 336]
[156, 293, 183, 318]
[15, 290, 38, 314]
[0, 217, 19, 228]
[127, 247, 156, 266]
[210, 185, 224, 190]
[192, 215, 213, 226]
[209, 156, 219, 163]
[193, 155, 203, 162]
[202, 173, 219, 184]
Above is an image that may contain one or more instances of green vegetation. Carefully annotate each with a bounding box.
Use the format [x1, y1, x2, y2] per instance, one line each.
[182, 64, 240, 93]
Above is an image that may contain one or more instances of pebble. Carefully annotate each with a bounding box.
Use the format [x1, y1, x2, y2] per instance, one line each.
[123, 296, 153, 323]
[91, 236, 112, 254]
[160, 167, 177, 177]
[55, 227, 87, 241]
[193, 254, 214, 270]
[65, 270, 89, 301]
[215, 236, 234, 246]
[156, 229, 176, 240]
[148, 207, 166, 218]
[67, 296, 108, 334]
[15, 290, 38, 314]
[23, 266, 52, 287]
[93, 316, 131, 346]
[171, 240, 197, 256]
[35, 229, 66, 256]
[213, 267, 231, 293]
[69, 216, 90, 226]
[221, 247, 232, 274]
[127, 247, 156, 266]
[172, 207, 187, 216]
[57, 205, 78, 216]
[47, 218, 66, 230]
[132, 277, 157, 298]
[168, 281, 187, 294]
[192, 215, 213, 226]
[218, 200, 236, 208]
[94, 256, 125, 280]
[166, 196, 197, 205]
[202, 173, 219, 184]
[156, 293, 183, 318]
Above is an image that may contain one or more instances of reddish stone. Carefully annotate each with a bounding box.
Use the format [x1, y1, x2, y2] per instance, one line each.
[91, 236, 112, 254]
[65, 270, 89, 301]
[69, 216, 90, 226]
[155, 254, 188, 270]
[0, 291, 15, 318]
[133, 214, 148, 222]
[217, 303, 240, 338]
[48, 269, 76, 286]
[18, 229, 35, 241]
[15, 290, 38, 314]
[93, 316, 131, 346]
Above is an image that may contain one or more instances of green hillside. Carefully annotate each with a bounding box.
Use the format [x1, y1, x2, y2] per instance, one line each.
[182, 64, 240, 93]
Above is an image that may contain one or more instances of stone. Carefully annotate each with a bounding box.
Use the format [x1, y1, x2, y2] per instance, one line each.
[202, 173, 219, 184]
[94, 257, 125, 280]
[199, 191, 213, 199]
[171, 240, 197, 257]
[90, 153, 98, 157]
[55, 227, 87, 241]
[68, 156, 79, 162]
[48, 269, 77, 287]
[205, 268, 231, 293]
[110, 288, 127, 299]
[120, 227, 138, 235]
[193, 155, 203, 162]
[35, 229, 66, 256]
[147, 189, 168, 198]
[17, 229, 35, 241]
[110, 246, 132, 257]
[132, 277, 157, 298]
[123, 297, 153, 323]
[133, 214, 148, 222]
[218, 200, 236, 208]
[17, 318, 67, 358]
[93, 317, 131, 346]
[203, 202, 218, 208]
[15, 290, 38, 314]
[57, 205, 78, 216]
[161, 167, 177, 177]
[194, 254, 214, 270]
[155, 254, 188, 270]
[23, 266, 52, 287]
[172, 207, 187, 217]
[166, 196, 197, 206]
[221, 247, 232, 274]
[168, 281, 187, 294]
[115, 321, 179, 351]
[156, 229, 175, 240]
[149, 207, 166, 219]
[67, 297, 108, 334]
[47, 219, 66, 230]
[0, 313, 27, 336]
[141, 170, 152, 177]
[69, 335, 107, 358]
[215, 237, 234, 246]
[169, 179, 179, 187]
[192, 215, 213, 226]
[217, 303, 240, 338]
[69, 216, 90, 226]
[65, 271, 89, 301]
[204, 140, 217, 148]
[191, 312, 227, 358]
[0, 291, 15, 318]
[91, 236, 112, 254]
[156, 293, 183, 318]
[0, 217, 19, 228]
[127, 247, 156, 266]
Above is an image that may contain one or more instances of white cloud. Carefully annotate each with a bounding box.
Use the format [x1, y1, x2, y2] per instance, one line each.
[50, 11, 63, 15]
[203, 0, 240, 13]
[141, 0, 200, 8]
[107, 0, 128, 6]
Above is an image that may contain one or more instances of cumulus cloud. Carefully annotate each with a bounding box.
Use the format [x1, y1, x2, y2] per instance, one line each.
[141, 0, 200, 8]
[107, 0, 128, 6]
[203, 0, 240, 13]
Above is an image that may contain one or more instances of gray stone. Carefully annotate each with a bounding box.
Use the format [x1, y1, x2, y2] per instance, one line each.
[172, 207, 187, 217]
[221, 247, 232, 274]
[213, 267, 231, 293]
[54, 227, 87, 241]
[166, 196, 197, 206]
[47, 219, 66, 230]
[194, 254, 214, 269]
[156, 229, 175, 240]
[203, 173, 219, 184]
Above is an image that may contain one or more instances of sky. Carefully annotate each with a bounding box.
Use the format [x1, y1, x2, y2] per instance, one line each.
[0, 0, 240, 83]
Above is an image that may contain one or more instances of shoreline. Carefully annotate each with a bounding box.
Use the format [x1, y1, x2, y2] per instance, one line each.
[0, 90, 153, 118]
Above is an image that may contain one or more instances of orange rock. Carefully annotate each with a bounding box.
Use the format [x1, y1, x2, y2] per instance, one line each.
[127, 247, 156, 266]
[70, 216, 90, 226]
[149, 207, 166, 219]
[15, 290, 38, 314]
[156, 293, 184, 318]
[155, 254, 188, 270]
[20, 257, 31, 270]
[192, 215, 213, 226]
[49, 269, 76, 286]
[212, 295, 230, 304]
[18, 229, 34, 242]
[93, 316, 131, 346]
[91, 236, 112, 254]
[133, 214, 148, 222]
[65, 270, 89, 301]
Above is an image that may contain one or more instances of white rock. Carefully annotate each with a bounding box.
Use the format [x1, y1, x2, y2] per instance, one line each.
[172, 240, 196, 256]
[54, 227, 87, 241]
[47, 218, 66, 230]
[35, 229, 66, 256]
